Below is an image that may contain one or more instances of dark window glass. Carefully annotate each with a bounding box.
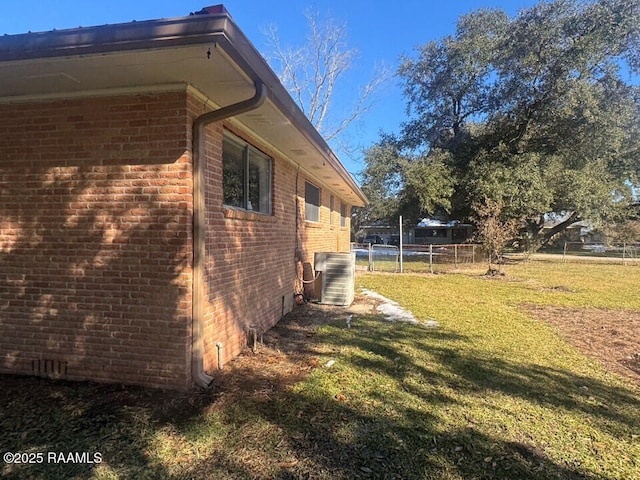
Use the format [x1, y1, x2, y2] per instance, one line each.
[305, 182, 320, 222]
[223, 133, 271, 214]
[222, 137, 245, 209]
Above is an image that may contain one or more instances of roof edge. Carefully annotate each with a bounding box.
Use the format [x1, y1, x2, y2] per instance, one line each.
[0, 6, 368, 207]
[0, 12, 231, 62]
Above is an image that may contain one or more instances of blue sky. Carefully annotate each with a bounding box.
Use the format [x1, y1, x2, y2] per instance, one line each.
[2, 0, 541, 178]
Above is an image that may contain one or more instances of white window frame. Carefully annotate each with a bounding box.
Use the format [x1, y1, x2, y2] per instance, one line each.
[222, 131, 272, 215]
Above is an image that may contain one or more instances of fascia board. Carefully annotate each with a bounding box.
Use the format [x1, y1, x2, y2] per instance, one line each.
[0, 10, 368, 207]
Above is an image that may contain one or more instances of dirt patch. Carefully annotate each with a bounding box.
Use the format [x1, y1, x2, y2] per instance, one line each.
[1, 296, 378, 428]
[208, 298, 373, 406]
[521, 305, 640, 386]
[541, 285, 575, 293]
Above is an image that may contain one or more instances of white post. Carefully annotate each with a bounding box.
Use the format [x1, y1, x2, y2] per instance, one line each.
[429, 243, 434, 274]
[399, 216, 404, 273]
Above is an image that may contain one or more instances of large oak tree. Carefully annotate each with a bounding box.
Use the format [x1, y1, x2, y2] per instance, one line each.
[363, 0, 640, 249]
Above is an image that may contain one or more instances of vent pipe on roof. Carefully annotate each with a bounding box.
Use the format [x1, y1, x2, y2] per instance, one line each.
[191, 80, 267, 388]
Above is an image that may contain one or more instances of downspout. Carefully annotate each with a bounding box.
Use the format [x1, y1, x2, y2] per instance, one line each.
[191, 80, 267, 387]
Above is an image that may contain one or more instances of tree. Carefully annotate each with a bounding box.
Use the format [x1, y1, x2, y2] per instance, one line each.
[356, 141, 403, 228]
[605, 220, 640, 245]
[369, 0, 640, 249]
[356, 138, 455, 230]
[263, 9, 388, 144]
[471, 197, 519, 272]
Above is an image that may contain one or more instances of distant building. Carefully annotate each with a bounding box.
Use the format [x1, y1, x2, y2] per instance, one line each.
[541, 220, 604, 246]
[413, 219, 474, 245]
[359, 219, 474, 245]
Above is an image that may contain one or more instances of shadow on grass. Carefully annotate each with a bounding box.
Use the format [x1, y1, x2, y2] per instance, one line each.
[343, 318, 640, 436]
[0, 376, 172, 479]
[1, 302, 638, 479]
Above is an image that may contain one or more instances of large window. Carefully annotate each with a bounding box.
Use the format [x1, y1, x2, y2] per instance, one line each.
[305, 181, 320, 222]
[223, 132, 271, 214]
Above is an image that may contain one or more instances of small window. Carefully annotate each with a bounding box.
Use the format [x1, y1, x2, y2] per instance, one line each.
[305, 181, 320, 222]
[223, 132, 271, 214]
[340, 202, 347, 227]
[330, 195, 335, 224]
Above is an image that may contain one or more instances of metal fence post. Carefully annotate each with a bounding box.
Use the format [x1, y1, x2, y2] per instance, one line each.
[399, 216, 404, 273]
[429, 244, 434, 274]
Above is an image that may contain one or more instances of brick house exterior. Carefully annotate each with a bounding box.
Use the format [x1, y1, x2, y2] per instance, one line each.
[0, 6, 366, 389]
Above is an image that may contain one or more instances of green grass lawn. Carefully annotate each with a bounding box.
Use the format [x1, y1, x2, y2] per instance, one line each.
[353, 263, 640, 479]
[1, 262, 639, 479]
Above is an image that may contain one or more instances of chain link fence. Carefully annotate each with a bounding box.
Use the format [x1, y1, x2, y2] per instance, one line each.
[555, 242, 640, 265]
[352, 241, 640, 272]
[352, 243, 483, 273]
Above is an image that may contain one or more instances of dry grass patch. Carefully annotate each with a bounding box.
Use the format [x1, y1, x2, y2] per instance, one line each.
[522, 305, 640, 386]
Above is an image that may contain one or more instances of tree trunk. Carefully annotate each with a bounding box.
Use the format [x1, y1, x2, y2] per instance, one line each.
[524, 215, 545, 252]
[540, 212, 581, 247]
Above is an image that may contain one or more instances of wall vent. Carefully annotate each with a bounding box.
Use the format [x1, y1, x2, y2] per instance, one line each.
[313, 252, 355, 306]
[32, 359, 68, 378]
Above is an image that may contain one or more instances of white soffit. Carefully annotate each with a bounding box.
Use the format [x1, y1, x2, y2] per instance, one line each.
[0, 41, 364, 205]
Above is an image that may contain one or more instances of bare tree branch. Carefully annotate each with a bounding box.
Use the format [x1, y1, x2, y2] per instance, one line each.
[262, 9, 389, 144]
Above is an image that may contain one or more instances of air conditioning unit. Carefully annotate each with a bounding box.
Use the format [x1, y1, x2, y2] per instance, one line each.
[314, 252, 356, 306]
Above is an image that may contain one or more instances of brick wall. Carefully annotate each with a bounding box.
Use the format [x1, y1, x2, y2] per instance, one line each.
[298, 176, 352, 260]
[195, 110, 297, 370]
[0, 91, 193, 389]
[0, 88, 356, 389]
[297, 173, 352, 299]
[190, 92, 352, 371]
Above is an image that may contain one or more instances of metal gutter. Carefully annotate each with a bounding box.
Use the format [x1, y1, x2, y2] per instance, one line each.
[191, 80, 266, 387]
[0, 14, 231, 61]
[0, 8, 367, 207]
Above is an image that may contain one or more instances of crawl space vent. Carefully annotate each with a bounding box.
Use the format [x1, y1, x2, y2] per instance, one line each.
[32, 359, 68, 378]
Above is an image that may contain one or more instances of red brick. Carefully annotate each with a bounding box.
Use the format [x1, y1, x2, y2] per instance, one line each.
[0, 89, 354, 390]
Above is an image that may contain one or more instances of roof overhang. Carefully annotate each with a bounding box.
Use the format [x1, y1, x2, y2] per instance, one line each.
[0, 5, 367, 206]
